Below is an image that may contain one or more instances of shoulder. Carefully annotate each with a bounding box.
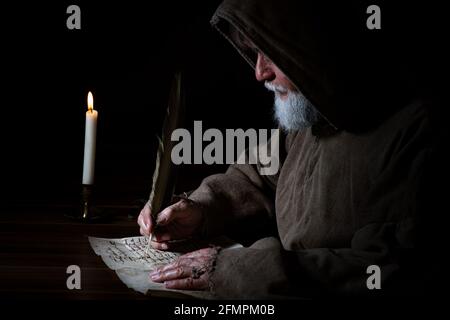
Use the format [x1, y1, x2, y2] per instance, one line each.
[375, 99, 433, 151]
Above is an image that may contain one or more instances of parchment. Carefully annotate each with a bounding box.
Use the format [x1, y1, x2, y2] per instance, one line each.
[88, 236, 180, 270]
[88, 235, 241, 299]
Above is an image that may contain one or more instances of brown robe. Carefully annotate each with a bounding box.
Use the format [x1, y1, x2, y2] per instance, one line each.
[188, 0, 443, 298]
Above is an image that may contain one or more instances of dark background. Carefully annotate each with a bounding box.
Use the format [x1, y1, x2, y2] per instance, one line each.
[0, 1, 447, 209]
[0, 1, 274, 208]
[0, 1, 447, 304]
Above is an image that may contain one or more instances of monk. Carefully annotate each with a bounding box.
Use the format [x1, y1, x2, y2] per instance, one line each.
[138, 0, 444, 298]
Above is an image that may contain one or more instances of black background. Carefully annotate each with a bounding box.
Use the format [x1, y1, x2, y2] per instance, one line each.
[0, 1, 447, 209]
[0, 1, 274, 207]
[0, 0, 448, 307]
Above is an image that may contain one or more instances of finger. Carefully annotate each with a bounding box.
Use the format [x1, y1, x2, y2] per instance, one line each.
[138, 217, 150, 237]
[138, 207, 153, 233]
[155, 205, 176, 226]
[156, 200, 188, 226]
[143, 206, 155, 231]
[150, 241, 170, 250]
[137, 213, 144, 229]
[165, 277, 208, 290]
[153, 257, 199, 278]
[139, 227, 149, 237]
[153, 231, 173, 242]
[139, 220, 152, 237]
[157, 258, 191, 272]
[150, 265, 191, 283]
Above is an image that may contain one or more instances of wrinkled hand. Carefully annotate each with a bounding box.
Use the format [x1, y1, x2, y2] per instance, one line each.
[137, 198, 203, 250]
[149, 247, 219, 290]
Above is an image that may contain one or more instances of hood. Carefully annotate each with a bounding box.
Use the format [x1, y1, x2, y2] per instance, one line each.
[211, 0, 416, 132]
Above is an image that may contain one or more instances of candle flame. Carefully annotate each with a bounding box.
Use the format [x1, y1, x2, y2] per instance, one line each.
[88, 91, 94, 112]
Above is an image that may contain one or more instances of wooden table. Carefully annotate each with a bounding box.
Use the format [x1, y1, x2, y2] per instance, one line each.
[0, 204, 177, 300]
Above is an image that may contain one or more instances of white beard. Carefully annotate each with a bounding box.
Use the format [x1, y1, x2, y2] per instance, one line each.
[265, 82, 319, 132]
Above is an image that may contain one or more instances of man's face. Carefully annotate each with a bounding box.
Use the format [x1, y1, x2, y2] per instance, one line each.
[255, 53, 296, 100]
[255, 53, 319, 131]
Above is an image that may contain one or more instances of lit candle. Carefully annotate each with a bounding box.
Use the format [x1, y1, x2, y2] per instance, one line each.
[82, 91, 98, 185]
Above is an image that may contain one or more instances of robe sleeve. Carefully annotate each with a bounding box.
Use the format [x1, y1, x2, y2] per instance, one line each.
[208, 111, 443, 298]
[188, 163, 277, 241]
[209, 222, 422, 298]
[188, 131, 291, 241]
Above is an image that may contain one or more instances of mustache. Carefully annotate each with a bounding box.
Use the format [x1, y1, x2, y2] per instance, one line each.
[264, 82, 288, 94]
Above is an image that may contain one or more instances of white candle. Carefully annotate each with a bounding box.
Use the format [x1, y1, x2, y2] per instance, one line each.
[82, 91, 98, 185]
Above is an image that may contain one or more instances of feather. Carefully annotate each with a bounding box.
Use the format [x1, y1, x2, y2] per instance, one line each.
[148, 72, 185, 220]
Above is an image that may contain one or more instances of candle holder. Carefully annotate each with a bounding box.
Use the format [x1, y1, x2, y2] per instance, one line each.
[66, 184, 108, 222]
[81, 184, 94, 220]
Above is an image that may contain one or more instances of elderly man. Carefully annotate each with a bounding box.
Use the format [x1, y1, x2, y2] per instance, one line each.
[138, 0, 441, 298]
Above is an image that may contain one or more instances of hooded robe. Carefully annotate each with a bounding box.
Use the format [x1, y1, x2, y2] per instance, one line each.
[188, 0, 444, 298]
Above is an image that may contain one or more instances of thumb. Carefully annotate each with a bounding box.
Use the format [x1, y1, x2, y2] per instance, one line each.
[155, 205, 177, 226]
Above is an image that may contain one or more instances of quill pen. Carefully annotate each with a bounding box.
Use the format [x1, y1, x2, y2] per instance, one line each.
[146, 72, 185, 255]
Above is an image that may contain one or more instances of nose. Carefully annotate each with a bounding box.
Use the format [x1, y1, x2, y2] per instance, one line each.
[255, 53, 275, 82]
